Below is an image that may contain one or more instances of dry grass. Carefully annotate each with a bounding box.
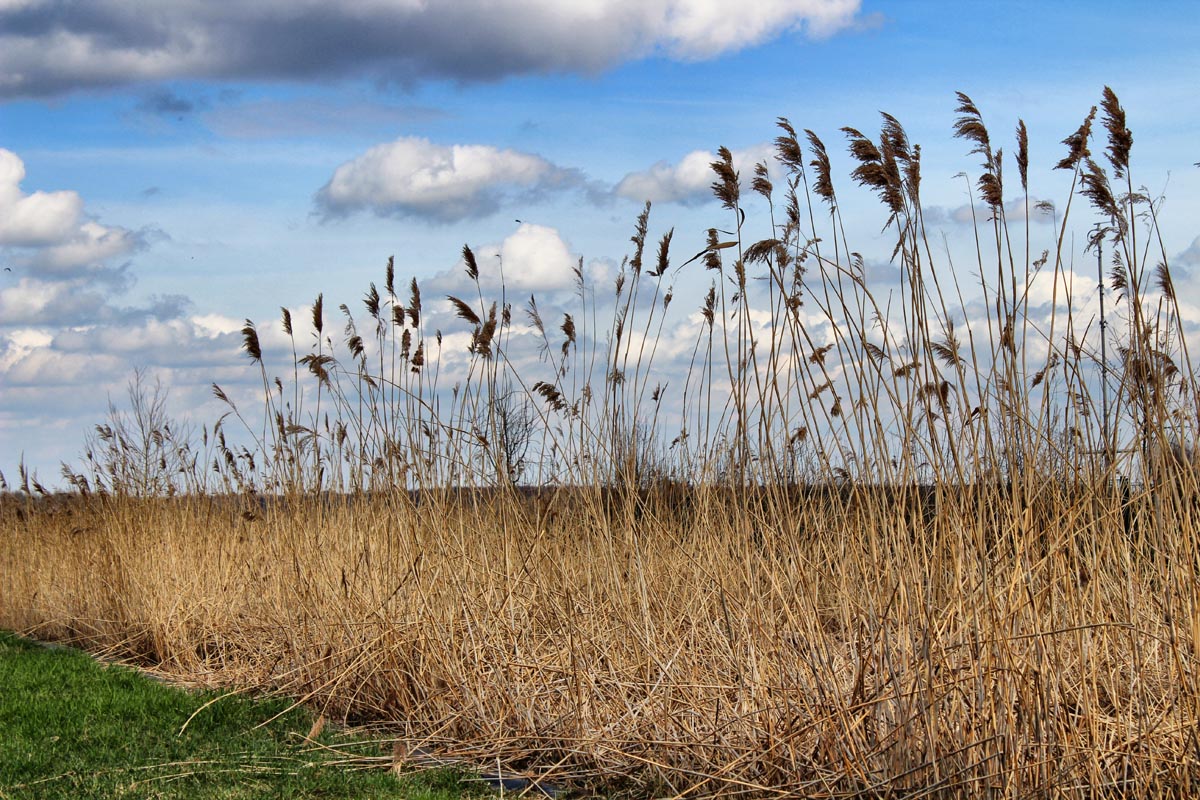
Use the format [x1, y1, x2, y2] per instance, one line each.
[3, 87, 1200, 797]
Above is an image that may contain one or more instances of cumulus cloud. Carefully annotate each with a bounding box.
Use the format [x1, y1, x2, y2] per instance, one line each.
[429, 223, 579, 297]
[0, 149, 83, 246]
[615, 143, 777, 206]
[494, 224, 578, 292]
[0, 0, 864, 97]
[316, 137, 580, 222]
[0, 148, 144, 277]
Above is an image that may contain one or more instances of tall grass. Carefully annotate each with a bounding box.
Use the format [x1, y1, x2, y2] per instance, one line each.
[3, 87, 1199, 797]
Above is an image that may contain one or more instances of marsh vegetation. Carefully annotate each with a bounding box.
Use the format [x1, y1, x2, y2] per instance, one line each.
[3, 88, 1199, 797]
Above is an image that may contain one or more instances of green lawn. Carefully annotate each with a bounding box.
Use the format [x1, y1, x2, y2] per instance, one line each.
[0, 631, 474, 799]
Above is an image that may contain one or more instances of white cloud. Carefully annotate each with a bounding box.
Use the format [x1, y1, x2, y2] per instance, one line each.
[0, 327, 50, 374]
[431, 224, 578, 297]
[32, 220, 144, 274]
[0, 148, 156, 327]
[317, 137, 579, 222]
[0, 148, 83, 246]
[615, 143, 777, 206]
[1023, 266, 1099, 313]
[659, 0, 861, 56]
[0, 1, 864, 97]
[50, 317, 228, 359]
[0, 147, 253, 478]
[1, 346, 125, 387]
[0, 277, 107, 325]
[497, 224, 578, 292]
[192, 313, 244, 338]
[1175, 235, 1200, 271]
[0, 148, 143, 276]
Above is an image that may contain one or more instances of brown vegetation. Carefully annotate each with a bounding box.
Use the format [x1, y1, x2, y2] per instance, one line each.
[3, 87, 1199, 797]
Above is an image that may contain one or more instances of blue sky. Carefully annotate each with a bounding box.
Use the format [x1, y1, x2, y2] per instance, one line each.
[2, 0, 1198, 483]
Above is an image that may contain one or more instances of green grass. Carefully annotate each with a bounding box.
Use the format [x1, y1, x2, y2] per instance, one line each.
[0, 630, 474, 800]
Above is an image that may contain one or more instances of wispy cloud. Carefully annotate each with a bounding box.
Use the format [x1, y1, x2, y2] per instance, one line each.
[316, 137, 582, 223]
[0, 0, 865, 97]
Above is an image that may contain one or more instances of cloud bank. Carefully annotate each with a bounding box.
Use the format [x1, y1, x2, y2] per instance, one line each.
[0, 148, 244, 464]
[0, 0, 864, 97]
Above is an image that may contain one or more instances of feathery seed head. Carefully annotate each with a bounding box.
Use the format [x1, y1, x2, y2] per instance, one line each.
[952, 92, 993, 166]
[710, 146, 740, 210]
[312, 293, 324, 335]
[462, 244, 479, 282]
[1016, 120, 1029, 193]
[703, 228, 723, 271]
[407, 278, 421, 328]
[560, 313, 575, 357]
[1055, 106, 1097, 171]
[630, 202, 651, 274]
[751, 161, 772, 200]
[1100, 86, 1133, 178]
[364, 282, 381, 321]
[448, 295, 481, 326]
[653, 227, 674, 277]
[774, 118, 804, 172]
[241, 320, 262, 363]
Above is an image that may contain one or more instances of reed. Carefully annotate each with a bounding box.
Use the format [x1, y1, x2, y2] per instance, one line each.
[3, 87, 1199, 797]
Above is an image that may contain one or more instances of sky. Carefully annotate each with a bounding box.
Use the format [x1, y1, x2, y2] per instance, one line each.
[1, 0, 1199, 485]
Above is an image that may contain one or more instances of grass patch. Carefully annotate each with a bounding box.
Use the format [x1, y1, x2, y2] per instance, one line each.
[0, 630, 472, 800]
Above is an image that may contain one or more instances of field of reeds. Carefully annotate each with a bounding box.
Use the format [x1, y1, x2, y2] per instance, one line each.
[3, 88, 1199, 797]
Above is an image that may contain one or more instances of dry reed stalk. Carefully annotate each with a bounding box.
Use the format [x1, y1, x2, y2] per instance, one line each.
[3, 484, 1198, 797]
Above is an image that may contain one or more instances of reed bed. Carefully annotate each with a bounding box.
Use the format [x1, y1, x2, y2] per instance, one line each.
[3, 88, 1199, 797]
